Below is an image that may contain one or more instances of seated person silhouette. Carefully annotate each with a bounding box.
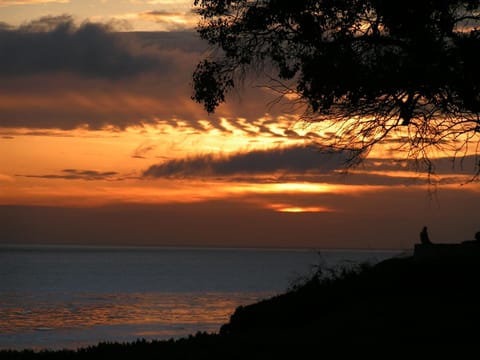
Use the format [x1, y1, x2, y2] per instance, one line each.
[420, 226, 432, 245]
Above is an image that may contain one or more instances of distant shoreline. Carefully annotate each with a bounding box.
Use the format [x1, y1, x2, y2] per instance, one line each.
[0, 243, 407, 253]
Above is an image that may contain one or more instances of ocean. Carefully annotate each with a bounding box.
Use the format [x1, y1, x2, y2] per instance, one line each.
[0, 245, 401, 350]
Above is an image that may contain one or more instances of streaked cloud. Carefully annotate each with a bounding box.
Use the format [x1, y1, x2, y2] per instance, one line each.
[132, 142, 157, 159]
[143, 144, 480, 186]
[350, 155, 480, 184]
[139, 9, 197, 30]
[19, 169, 121, 181]
[144, 145, 348, 178]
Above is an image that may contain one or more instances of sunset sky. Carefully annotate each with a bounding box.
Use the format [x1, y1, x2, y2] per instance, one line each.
[1, 0, 479, 250]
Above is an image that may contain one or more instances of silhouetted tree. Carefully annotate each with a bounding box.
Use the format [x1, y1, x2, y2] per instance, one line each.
[192, 0, 480, 171]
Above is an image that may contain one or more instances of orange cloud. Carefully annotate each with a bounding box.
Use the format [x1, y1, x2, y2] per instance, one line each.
[139, 10, 198, 30]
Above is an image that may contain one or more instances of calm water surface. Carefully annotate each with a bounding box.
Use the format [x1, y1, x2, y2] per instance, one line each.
[0, 245, 401, 350]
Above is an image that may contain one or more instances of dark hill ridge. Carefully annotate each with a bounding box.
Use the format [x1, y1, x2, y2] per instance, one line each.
[222, 255, 480, 344]
[3, 252, 480, 358]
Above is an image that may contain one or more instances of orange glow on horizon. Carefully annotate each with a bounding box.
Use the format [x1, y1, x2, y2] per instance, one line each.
[2, 106, 479, 210]
[268, 204, 332, 213]
[5, 171, 464, 208]
[1, 291, 271, 340]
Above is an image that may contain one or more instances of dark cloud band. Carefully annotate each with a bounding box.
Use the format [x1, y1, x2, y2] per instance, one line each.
[143, 145, 347, 178]
[19, 169, 120, 181]
[0, 15, 167, 77]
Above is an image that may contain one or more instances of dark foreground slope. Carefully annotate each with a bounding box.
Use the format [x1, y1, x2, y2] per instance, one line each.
[3, 255, 480, 359]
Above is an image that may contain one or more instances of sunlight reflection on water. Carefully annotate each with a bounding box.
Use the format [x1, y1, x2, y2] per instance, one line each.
[0, 291, 271, 350]
[0, 245, 400, 350]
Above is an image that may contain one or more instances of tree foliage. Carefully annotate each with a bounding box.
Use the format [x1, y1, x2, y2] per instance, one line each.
[192, 0, 480, 171]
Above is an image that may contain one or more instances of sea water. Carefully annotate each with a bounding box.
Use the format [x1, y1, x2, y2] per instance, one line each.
[0, 245, 401, 350]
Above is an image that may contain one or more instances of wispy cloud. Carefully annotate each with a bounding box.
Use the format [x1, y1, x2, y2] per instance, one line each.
[19, 169, 121, 181]
[132, 142, 157, 159]
[143, 144, 480, 186]
[143, 145, 348, 178]
[139, 9, 197, 30]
